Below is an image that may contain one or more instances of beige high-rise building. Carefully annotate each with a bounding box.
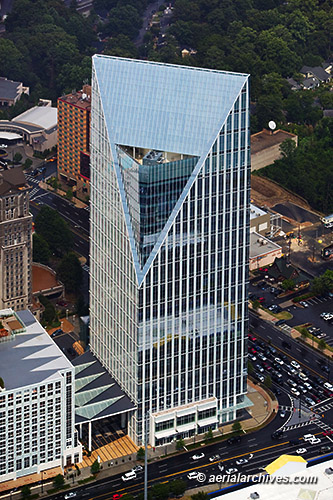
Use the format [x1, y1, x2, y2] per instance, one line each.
[0, 167, 32, 311]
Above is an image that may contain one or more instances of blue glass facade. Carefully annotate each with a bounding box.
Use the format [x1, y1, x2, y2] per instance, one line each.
[90, 56, 250, 445]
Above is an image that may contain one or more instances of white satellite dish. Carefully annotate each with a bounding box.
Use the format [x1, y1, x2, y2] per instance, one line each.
[268, 120, 276, 131]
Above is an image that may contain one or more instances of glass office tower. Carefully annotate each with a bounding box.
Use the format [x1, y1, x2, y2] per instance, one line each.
[90, 55, 250, 446]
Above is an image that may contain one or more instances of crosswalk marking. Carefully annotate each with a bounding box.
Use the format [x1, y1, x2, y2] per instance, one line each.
[283, 421, 313, 430]
[82, 264, 89, 273]
[29, 187, 39, 199]
[83, 205, 90, 211]
[26, 175, 40, 184]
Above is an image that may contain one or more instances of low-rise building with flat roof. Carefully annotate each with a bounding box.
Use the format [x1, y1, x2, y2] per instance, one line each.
[250, 204, 270, 236]
[250, 232, 282, 271]
[0, 100, 57, 152]
[0, 308, 82, 485]
[251, 129, 297, 171]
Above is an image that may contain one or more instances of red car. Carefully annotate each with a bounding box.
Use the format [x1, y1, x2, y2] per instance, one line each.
[259, 297, 265, 303]
[250, 347, 257, 354]
[248, 334, 257, 342]
[323, 430, 333, 436]
[112, 495, 123, 500]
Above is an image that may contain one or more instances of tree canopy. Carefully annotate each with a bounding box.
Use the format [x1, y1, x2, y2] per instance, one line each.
[57, 252, 83, 293]
[35, 206, 73, 256]
[1, 0, 95, 100]
[255, 118, 333, 214]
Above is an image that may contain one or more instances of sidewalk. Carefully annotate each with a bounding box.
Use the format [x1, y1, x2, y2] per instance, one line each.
[0, 380, 277, 498]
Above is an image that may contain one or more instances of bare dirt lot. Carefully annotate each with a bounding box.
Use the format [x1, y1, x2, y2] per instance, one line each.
[251, 175, 312, 210]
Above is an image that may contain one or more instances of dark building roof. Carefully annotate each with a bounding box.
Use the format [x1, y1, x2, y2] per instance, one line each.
[300, 66, 331, 82]
[72, 351, 136, 424]
[0, 167, 28, 196]
[0, 77, 21, 100]
[268, 257, 309, 284]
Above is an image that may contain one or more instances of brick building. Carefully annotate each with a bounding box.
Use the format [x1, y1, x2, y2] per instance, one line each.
[57, 85, 91, 198]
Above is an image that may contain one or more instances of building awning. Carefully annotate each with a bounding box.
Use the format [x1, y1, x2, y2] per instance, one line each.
[72, 351, 136, 424]
[176, 422, 197, 432]
[197, 416, 218, 426]
[155, 428, 176, 439]
[0, 131, 22, 141]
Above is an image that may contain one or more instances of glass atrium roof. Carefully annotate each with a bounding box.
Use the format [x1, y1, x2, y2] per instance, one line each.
[93, 55, 248, 157]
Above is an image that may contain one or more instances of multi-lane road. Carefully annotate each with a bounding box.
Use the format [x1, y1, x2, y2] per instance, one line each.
[26, 167, 90, 300]
[23, 169, 333, 499]
[35, 312, 333, 500]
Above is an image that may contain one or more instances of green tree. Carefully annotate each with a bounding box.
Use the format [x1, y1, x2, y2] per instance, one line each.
[91, 459, 100, 474]
[0, 377, 4, 389]
[191, 492, 209, 500]
[318, 339, 326, 351]
[103, 5, 142, 39]
[35, 205, 73, 256]
[53, 474, 65, 489]
[169, 479, 186, 497]
[176, 438, 185, 450]
[151, 482, 170, 500]
[137, 447, 145, 460]
[75, 294, 89, 316]
[282, 279, 295, 291]
[24, 158, 33, 169]
[205, 427, 213, 442]
[252, 299, 260, 311]
[33, 233, 51, 265]
[13, 152, 23, 164]
[232, 421, 242, 433]
[21, 486, 31, 499]
[43, 302, 57, 325]
[264, 375, 272, 388]
[65, 189, 74, 201]
[57, 252, 83, 293]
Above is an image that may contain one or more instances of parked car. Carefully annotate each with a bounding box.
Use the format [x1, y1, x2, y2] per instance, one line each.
[291, 360, 301, 370]
[51, 328, 63, 338]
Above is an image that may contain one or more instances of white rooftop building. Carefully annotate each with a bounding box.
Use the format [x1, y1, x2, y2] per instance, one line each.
[0, 100, 57, 152]
[0, 309, 82, 484]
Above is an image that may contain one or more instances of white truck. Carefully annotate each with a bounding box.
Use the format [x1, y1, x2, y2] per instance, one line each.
[321, 214, 333, 227]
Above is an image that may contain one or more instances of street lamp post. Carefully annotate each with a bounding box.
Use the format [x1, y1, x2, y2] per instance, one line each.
[144, 411, 149, 500]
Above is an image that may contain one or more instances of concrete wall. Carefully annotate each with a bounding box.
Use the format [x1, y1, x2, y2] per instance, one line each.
[250, 248, 282, 271]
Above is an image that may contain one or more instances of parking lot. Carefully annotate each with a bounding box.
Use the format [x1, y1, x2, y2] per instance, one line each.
[249, 277, 333, 347]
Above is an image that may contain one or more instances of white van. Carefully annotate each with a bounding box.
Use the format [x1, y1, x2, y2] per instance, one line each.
[121, 470, 137, 482]
[324, 382, 333, 392]
[303, 434, 315, 442]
